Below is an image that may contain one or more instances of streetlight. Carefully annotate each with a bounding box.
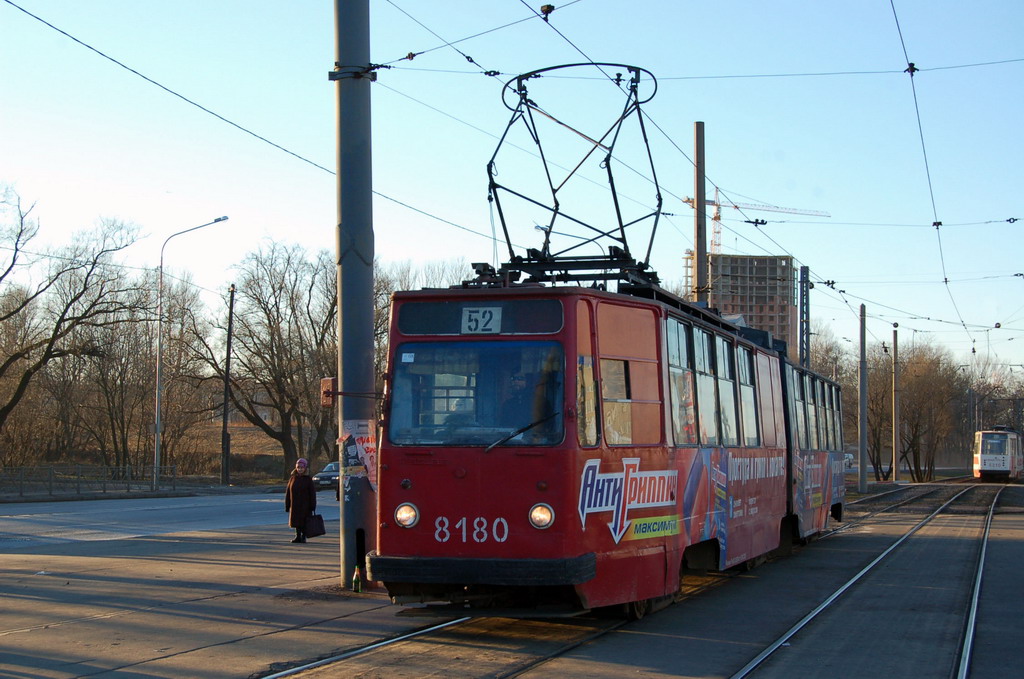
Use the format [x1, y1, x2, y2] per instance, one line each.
[153, 216, 228, 490]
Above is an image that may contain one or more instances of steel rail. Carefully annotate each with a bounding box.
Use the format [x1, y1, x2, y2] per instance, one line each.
[260, 616, 471, 679]
[955, 485, 1004, 679]
[729, 485, 980, 679]
[822, 484, 944, 538]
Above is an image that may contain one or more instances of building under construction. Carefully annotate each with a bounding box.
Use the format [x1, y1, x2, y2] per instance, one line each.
[685, 253, 799, 355]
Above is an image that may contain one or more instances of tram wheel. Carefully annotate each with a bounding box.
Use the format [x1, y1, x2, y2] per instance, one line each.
[626, 598, 650, 621]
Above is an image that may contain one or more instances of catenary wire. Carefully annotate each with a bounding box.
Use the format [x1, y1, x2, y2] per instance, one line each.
[6, 0, 1014, 354]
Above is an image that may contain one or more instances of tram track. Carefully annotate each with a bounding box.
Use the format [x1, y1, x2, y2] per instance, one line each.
[259, 614, 626, 679]
[730, 484, 1008, 679]
[9, 485, 1013, 678]
[258, 484, 1015, 679]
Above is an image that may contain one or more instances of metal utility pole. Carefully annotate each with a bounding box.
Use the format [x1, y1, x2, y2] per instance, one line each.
[694, 122, 707, 304]
[220, 284, 236, 486]
[799, 266, 810, 368]
[858, 304, 868, 493]
[892, 325, 900, 482]
[332, 0, 376, 590]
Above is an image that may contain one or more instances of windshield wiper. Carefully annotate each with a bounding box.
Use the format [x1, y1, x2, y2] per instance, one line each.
[484, 412, 558, 453]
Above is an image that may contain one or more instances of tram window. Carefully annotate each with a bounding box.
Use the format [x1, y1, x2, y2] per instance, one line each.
[818, 381, 831, 451]
[738, 346, 760, 447]
[716, 336, 739, 447]
[577, 356, 599, 446]
[577, 301, 599, 447]
[805, 375, 819, 450]
[791, 366, 808, 449]
[693, 328, 719, 446]
[757, 353, 780, 447]
[388, 340, 564, 447]
[600, 358, 661, 445]
[832, 385, 844, 449]
[668, 319, 697, 445]
[667, 320, 681, 366]
[600, 359, 631, 444]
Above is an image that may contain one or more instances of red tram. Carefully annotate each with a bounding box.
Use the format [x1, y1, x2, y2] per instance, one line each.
[366, 274, 845, 616]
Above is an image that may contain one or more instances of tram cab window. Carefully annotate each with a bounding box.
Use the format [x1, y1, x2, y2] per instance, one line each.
[388, 340, 564, 447]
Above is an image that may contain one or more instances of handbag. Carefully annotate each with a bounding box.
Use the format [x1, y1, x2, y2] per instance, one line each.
[305, 513, 326, 538]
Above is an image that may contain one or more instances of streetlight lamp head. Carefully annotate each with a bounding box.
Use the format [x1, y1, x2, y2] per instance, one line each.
[215, 216, 229, 222]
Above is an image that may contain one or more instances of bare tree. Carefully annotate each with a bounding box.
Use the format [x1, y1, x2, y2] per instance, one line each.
[897, 343, 967, 481]
[0, 189, 147, 439]
[189, 243, 336, 475]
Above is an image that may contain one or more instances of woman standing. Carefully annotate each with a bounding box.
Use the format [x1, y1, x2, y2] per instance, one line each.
[284, 458, 317, 543]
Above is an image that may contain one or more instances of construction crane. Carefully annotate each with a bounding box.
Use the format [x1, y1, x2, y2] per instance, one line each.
[684, 188, 830, 254]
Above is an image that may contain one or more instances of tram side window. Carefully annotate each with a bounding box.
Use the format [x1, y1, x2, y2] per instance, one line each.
[596, 303, 662, 446]
[599, 358, 661, 445]
[601, 359, 631, 444]
[667, 319, 697, 445]
[791, 366, 808, 449]
[832, 385, 843, 449]
[818, 381, 832, 451]
[757, 352, 781, 448]
[716, 336, 739, 446]
[804, 374, 819, 450]
[578, 356, 599, 446]
[738, 346, 760, 447]
[693, 328, 720, 446]
[577, 301, 599, 447]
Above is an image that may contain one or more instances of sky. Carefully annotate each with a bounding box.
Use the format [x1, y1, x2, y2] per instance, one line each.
[2, 1, 1023, 370]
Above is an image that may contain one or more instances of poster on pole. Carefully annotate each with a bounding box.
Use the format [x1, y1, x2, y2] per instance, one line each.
[340, 419, 377, 492]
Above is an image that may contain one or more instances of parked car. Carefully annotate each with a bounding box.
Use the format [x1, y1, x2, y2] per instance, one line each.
[312, 461, 340, 491]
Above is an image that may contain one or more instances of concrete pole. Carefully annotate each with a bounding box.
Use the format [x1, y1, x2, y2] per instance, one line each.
[858, 304, 868, 493]
[694, 122, 707, 304]
[892, 326, 900, 482]
[333, 0, 375, 590]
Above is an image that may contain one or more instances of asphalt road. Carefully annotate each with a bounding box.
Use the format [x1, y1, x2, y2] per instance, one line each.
[1, 486, 1021, 679]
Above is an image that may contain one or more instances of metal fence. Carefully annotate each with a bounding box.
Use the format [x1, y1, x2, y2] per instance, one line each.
[0, 465, 177, 498]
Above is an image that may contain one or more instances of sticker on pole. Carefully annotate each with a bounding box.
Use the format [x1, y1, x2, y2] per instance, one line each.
[340, 420, 377, 492]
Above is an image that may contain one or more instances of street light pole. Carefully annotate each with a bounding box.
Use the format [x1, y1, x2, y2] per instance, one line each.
[153, 216, 228, 490]
[892, 325, 900, 482]
[220, 283, 236, 486]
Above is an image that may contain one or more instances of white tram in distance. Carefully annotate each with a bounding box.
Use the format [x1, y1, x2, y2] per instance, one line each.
[972, 426, 1023, 481]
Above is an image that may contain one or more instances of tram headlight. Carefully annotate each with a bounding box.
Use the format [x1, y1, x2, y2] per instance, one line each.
[529, 503, 555, 529]
[394, 503, 419, 528]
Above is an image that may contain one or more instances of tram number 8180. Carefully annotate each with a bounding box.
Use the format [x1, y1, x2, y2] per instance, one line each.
[434, 516, 510, 543]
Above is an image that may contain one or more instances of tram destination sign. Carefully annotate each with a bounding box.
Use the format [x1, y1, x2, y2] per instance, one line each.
[398, 299, 563, 335]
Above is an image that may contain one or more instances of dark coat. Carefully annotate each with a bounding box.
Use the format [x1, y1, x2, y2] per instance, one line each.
[285, 472, 317, 529]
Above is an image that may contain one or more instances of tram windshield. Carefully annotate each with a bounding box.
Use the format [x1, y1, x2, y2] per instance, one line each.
[388, 340, 565, 447]
[979, 433, 1008, 454]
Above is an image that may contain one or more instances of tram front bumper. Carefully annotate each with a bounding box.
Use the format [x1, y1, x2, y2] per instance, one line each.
[366, 551, 596, 587]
